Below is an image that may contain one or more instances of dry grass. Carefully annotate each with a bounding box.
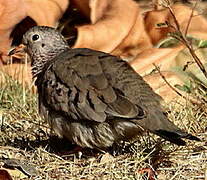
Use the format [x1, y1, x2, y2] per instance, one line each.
[0, 70, 206, 180]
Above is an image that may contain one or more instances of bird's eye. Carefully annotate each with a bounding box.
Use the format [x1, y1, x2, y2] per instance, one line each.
[32, 34, 39, 41]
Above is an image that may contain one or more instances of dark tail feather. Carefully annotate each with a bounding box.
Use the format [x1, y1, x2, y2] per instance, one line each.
[155, 130, 201, 146]
[184, 134, 201, 141]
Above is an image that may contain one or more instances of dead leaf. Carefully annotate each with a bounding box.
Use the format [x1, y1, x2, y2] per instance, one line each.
[138, 167, 156, 180]
[0, 169, 13, 180]
[144, 4, 207, 45]
[73, 0, 152, 59]
[130, 45, 185, 75]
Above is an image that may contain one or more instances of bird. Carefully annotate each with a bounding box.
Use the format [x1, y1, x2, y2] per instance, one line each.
[9, 26, 200, 150]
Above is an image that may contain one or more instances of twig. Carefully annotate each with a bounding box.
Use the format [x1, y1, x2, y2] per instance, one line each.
[184, 1, 198, 37]
[167, 6, 182, 34]
[153, 63, 205, 107]
[153, 63, 183, 97]
[164, 0, 207, 79]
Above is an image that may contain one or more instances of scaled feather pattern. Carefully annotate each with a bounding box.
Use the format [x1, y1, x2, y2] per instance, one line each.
[13, 26, 200, 150]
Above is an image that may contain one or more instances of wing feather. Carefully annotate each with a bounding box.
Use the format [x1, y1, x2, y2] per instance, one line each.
[40, 48, 144, 122]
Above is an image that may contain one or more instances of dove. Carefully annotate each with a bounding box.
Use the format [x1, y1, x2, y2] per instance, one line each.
[9, 26, 200, 150]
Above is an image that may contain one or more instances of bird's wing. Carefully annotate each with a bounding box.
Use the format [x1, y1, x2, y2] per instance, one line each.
[40, 48, 145, 122]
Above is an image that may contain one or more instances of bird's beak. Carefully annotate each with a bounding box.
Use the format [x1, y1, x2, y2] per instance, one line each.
[8, 44, 26, 57]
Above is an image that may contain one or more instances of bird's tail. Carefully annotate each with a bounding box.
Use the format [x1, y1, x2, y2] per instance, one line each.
[154, 129, 200, 145]
[136, 108, 200, 145]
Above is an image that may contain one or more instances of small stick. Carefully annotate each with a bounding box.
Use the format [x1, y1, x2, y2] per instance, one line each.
[152, 63, 183, 97]
[184, 1, 198, 37]
[153, 63, 205, 107]
[164, 0, 207, 79]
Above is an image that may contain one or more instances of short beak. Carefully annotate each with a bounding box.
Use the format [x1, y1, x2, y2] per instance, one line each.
[8, 44, 26, 57]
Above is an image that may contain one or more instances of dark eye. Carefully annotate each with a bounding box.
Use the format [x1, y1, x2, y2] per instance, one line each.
[32, 34, 39, 41]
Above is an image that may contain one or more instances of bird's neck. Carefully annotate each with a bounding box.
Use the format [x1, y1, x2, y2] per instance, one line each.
[31, 47, 68, 78]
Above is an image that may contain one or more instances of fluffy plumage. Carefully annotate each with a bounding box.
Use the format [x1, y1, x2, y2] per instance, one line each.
[17, 26, 200, 149]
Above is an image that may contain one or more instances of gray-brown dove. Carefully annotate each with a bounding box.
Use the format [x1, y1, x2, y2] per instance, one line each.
[10, 26, 199, 150]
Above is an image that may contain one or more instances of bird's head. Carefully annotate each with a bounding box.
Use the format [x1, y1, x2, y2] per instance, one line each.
[9, 26, 69, 77]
